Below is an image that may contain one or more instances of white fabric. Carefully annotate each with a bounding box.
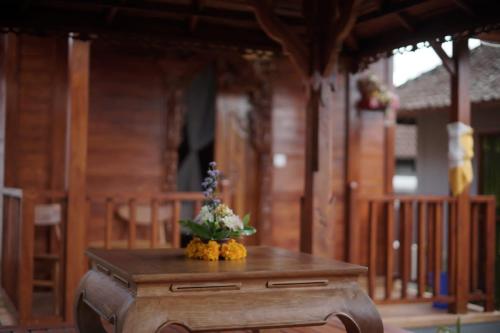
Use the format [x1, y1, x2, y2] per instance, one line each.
[447, 121, 472, 168]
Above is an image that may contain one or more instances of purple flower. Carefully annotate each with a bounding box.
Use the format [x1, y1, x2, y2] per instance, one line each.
[202, 161, 221, 208]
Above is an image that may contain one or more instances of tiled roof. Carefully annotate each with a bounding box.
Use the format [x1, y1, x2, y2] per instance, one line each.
[395, 124, 417, 159]
[397, 44, 500, 112]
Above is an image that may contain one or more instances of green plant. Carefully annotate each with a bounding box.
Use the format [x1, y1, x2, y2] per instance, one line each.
[436, 318, 461, 333]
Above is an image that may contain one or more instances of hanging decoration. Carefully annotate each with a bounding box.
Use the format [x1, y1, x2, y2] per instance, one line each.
[356, 74, 399, 111]
[448, 122, 474, 196]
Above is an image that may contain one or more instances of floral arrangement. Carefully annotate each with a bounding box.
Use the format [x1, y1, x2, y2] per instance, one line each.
[356, 74, 399, 111]
[180, 162, 256, 260]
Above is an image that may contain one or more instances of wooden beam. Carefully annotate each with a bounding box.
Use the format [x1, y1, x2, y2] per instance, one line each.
[357, 0, 424, 23]
[65, 38, 90, 322]
[449, 39, 470, 314]
[395, 12, 415, 32]
[453, 0, 478, 17]
[2, 33, 19, 188]
[430, 41, 455, 76]
[0, 10, 280, 53]
[324, 0, 361, 75]
[249, 0, 309, 77]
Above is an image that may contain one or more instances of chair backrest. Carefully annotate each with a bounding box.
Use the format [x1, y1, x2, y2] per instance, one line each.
[34, 204, 62, 226]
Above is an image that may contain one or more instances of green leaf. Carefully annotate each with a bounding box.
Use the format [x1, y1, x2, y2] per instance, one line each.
[241, 226, 256, 236]
[213, 229, 231, 241]
[242, 213, 250, 226]
[182, 220, 212, 240]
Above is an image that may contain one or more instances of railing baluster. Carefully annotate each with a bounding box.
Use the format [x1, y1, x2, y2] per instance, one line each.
[470, 202, 480, 292]
[401, 201, 412, 299]
[105, 198, 114, 249]
[368, 200, 378, 299]
[418, 201, 426, 297]
[128, 199, 137, 249]
[485, 198, 495, 311]
[386, 200, 394, 300]
[171, 200, 181, 248]
[150, 199, 159, 248]
[427, 202, 435, 291]
[434, 201, 442, 297]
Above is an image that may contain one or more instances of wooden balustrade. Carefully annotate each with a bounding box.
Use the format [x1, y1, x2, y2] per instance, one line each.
[352, 194, 496, 312]
[1, 188, 68, 324]
[86, 192, 205, 250]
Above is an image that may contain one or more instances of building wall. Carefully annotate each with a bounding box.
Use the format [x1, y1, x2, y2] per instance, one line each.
[87, 44, 167, 195]
[416, 105, 500, 195]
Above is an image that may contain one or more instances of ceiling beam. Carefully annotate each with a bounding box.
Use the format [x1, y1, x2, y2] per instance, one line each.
[0, 8, 280, 52]
[356, 6, 500, 62]
[36, 0, 305, 27]
[357, 0, 424, 23]
[430, 41, 455, 76]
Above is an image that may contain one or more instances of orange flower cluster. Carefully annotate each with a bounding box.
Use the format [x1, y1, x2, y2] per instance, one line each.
[185, 238, 247, 261]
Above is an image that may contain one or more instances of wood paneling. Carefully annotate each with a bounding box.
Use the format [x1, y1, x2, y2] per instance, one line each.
[270, 58, 306, 253]
[5, 35, 67, 190]
[88, 45, 167, 194]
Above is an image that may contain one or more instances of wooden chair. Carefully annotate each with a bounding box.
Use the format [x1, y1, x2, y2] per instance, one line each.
[33, 203, 62, 315]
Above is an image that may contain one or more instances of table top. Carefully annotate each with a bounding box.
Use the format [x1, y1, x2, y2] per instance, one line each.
[86, 246, 366, 283]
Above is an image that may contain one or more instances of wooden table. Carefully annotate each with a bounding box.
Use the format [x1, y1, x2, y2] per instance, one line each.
[75, 247, 383, 333]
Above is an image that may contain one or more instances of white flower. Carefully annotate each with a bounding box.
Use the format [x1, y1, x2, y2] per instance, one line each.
[221, 214, 243, 231]
[195, 205, 213, 224]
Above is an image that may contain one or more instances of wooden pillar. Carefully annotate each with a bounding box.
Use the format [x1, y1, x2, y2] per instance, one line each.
[345, 73, 361, 262]
[384, 108, 396, 194]
[65, 37, 90, 321]
[251, 0, 360, 256]
[250, 62, 274, 245]
[450, 39, 470, 314]
[163, 87, 185, 191]
[2, 33, 19, 189]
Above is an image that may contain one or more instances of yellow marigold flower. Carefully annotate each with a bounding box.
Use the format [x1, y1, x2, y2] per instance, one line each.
[221, 239, 247, 260]
[186, 238, 204, 259]
[202, 240, 220, 261]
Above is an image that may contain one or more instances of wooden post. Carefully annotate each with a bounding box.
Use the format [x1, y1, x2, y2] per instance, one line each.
[65, 37, 90, 321]
[450, 39, 471, 314]
[2, 33, 19, 189]
[345, 73, 361, 262]
[18, 193, 35, 324]
[251, 0, 360, 256]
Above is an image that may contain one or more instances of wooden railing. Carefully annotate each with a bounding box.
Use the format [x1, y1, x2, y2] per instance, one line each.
[86, 192, 206, 250]
[1, 188, 68, 324]
[348, 189, 496, 311]
[0, 187, 213, 324]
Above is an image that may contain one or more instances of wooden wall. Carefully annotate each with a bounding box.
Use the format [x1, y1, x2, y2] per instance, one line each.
[4, 35, 67, 190]
[87, 44, 167, 195]
[270, 58, 306, 252]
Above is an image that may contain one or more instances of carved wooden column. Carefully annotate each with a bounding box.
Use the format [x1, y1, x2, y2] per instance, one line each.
[163, 86, 185, 191]
[249, 61, 274, 245]
[251, 0, 361, 256]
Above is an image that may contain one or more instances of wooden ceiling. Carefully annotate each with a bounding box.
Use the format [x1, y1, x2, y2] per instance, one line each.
[1, 0, 499, 69]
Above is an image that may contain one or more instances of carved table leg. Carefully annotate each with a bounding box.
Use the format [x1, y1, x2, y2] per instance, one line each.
[329, 286, 384, 333]
[74, 293, 107, 333]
